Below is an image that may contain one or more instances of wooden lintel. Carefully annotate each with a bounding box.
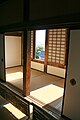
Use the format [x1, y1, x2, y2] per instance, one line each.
[23, 30, 31, 96]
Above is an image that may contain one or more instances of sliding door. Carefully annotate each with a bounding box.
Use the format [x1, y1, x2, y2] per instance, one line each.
[0, 34, 5, 81]
[63, 30, 80, 119]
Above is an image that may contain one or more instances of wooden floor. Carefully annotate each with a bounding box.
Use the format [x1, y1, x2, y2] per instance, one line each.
[0, 95, 28, 120]
[6, 66, 65, 113]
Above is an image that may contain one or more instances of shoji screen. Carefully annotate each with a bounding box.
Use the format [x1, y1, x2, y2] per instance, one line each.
[48, 29, 67, 68]
[31, 31, 34, 59]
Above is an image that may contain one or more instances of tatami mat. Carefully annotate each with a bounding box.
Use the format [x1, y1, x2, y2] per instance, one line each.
[6, 66, 64, 113]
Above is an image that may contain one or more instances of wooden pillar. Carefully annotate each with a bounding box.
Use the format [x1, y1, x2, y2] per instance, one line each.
[21, 32, 24, 65]
[23, 29, 31, 96]
[33, 31, 35, 59]
[44, 30, 48, 73]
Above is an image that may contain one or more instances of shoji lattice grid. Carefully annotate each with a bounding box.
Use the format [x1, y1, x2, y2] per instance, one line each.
[31, 31, 34, 59]
[48, 29, 67, 68]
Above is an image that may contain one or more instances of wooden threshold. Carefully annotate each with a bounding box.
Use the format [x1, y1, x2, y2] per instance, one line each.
[0, 80, 31, 119]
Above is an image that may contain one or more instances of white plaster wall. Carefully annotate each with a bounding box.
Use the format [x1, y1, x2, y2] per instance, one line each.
[31, 61, 65, 78]
[31, 61, 44, 71]
[47, 65, 65, 78]
[5, 36, 21, 68]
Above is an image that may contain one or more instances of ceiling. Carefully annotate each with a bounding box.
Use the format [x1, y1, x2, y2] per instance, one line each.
[0, 0, 8, 4]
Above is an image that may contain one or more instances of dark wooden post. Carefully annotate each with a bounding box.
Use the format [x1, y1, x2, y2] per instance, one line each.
[23, 29, 31, 96]
[44, 30, 48, 73]
[33, 31, 35, 59]
[21, 32, 24, 65]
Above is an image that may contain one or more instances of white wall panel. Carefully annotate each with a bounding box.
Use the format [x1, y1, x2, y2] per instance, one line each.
[31, 61, 44, 71]
[5, 36, 21, 68]
[31, 61, 65, 78]
[47, 65, 65, 78]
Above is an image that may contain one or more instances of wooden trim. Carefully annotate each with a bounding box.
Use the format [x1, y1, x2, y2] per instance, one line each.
[64, 29, 68, 66]
[33, 31, 35, 59]
[32, 103, 58, 120]
[24, 13, 80, 29]
[3, 34, 6, 81]
[21, 32, 24, 65]
[32, 59, 44, 64]
[0, 82, 30, 119]
[44, 30, 48, 73]
[61, 115, 71, 120]
[61, 29, 70, 116]
[48, 61, 65, 68]
[5, 65, 22, 69]
[55, 29, 58, 64]
[23, 30, 31, 96]
[4, 32, 22, 36]
[1, 13, 80, 33]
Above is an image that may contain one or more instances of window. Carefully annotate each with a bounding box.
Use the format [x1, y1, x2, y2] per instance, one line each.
[48, 29, 67, 68]
[31, 28, 67, 68]
[35, 30, 46, 60]
[31, 31, 34, 59]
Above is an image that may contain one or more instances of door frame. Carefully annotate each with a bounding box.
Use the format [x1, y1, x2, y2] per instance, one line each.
[0, 26, 71, 118]
[3, 29, 31, 97]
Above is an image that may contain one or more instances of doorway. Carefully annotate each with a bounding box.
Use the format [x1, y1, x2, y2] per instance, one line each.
[4, 32, 23, 91]
[28, 28, 67, 114]
[3, 28, 68, 115]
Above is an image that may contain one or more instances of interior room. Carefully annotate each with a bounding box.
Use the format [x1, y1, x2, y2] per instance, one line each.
[0, 0, 80, 119]
[5, 28, 67, 114]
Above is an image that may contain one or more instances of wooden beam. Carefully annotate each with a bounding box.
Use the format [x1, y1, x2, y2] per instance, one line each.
[23, 0, 29, 22]
[0, 82, 30, 118]
[21, 32, 23, 65]
[4, 32, 22, 36]
[33, 31, 35, 59]
[23, 30, 31, 96]
[44, 30, 48, 73]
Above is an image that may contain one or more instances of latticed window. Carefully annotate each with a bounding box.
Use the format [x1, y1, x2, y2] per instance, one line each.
[47, 29, 67, 68]
[31, 31, 34, 59]
[31, 28, 67, 68]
